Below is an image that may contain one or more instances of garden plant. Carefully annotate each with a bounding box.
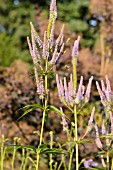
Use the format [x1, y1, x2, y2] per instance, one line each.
[1, 0, 113, 169]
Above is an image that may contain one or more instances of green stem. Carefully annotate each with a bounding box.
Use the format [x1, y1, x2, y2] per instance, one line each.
[20, 148, 25, 170]
[111, 158, 113, 170]
[73, 56, 78, 169]
[74, 105, 78, 170]
[68, 149, 74, 170]
[49, 131, 53, 170]
[12, 138, 18, 170]
[36, 60, 48, 170]
[106, 151, 109, 170]
[73, 57, 77, 92]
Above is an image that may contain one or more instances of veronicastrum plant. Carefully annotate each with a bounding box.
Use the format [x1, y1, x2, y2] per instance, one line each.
[1, 0, 113, 169]
[26, 0, 94, 169]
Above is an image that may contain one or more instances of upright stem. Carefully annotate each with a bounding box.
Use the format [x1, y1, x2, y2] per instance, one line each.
[68, 149, 74, 170]
[11, 140, 16, 170]
[74, 105, 78, 170]
[36, 60, 48, 170]
[49, 131, 53, 170]
[73, 57, 77, 92]
[73, 56, 78, 170]
[111, 158, 113, 170]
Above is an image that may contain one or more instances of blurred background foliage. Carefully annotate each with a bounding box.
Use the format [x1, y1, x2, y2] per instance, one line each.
[0, 0, 100, 66]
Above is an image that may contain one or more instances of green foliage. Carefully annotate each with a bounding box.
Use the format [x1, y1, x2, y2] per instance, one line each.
[0, 0, 35, 66]
[57, 0, 99, 48]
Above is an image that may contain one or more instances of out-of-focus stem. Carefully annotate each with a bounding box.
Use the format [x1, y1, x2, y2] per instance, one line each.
[111, 158, 113, 170]
[0, 135, 4, 170]
[106, 151, 109, 170]
[68, 149, 74, 170]
[11, 138, 17, 170]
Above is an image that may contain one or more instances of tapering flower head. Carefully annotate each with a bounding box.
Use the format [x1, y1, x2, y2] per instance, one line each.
[50, 0, 57, 19]
[88, 107, 95, 131]
[72, 36, 80, 57]
[95, 124, 103, 149]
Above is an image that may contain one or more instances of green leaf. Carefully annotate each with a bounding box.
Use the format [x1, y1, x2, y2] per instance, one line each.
[17, 104, 44, 112]
[10, 145, 37, 152]
[47, 105, 62, 116]
[40, 148, 65, 155]
[38, 144, 47, 149]
[17, 104, 44, 120]
[47, 105, 70, 121]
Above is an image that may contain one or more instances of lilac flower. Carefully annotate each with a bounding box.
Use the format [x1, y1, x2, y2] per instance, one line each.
[60, 107, 68, 131]
[102, 119, 106, 135]
[95, 124, 103, 149]
[72, 36, 80, 57]
[85, 76, 93, 103]
[34, 68, 45, 99]
[64, 77, 68, 102]
[30, 22, 43, 48]
[50, 25, 64, 64]
[42, 31, 48, 59]
[75, 76, 83, 104]
[68, 74, 74, 102]
[110, 111, 113, 134]
[84, 159, 99, 168]
[96, 81, 106, 107]
[88, 107, 95, 131]
[105, 75, 112, 102]
[56, 74, 64, 100]
[56, 74, 93, 107]
[96, 76, 113, 107]
[50, 0, 57, 19]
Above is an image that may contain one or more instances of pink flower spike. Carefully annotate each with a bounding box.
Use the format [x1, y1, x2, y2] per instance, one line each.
[96, 81, 106, 107]
[95, 124, 103, 149]
[101, 80, 106, 92]
[85, 76, 93, 103]
[102, 120, 106, 135]
[75, 76, 83, 104]
[72, 36, 80, 57]
[56, 74, 62, 98]
[105, 75, 111, 92]
[105, 75, 112, 101]
[60, 107, 68, 131]
[64, 77, 68, 102]
[88, 107, 95, 130]
[50, 0, 57, 18]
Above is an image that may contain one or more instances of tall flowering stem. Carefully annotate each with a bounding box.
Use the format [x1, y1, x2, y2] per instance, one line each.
[72, 37, 80, 170]
[27, 0, 66, 168]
